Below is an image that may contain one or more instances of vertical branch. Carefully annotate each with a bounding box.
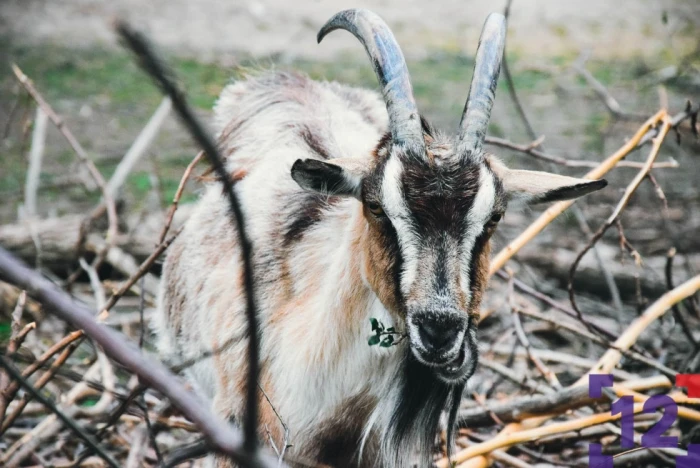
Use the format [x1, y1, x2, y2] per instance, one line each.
[107, 97, 173, 198]
[23, 107, 48, 219]
[114, 22, 261, 454]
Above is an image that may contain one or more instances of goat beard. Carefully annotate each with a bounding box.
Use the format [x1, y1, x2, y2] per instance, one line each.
[361, 347, 468, 468]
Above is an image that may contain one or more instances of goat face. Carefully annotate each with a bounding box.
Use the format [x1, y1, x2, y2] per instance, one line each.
[292, 10, 606, 385]
[360, 134, 499, 383]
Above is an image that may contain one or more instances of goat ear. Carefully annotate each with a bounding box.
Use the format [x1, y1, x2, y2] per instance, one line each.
[291, 158, 366, 199]
[488, 156, 607, 204]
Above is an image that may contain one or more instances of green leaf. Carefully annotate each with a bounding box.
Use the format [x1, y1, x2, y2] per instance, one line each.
[370, 318, 379, 331]
[368, 335, 381, 346]
[386, 327, 395, 333]
[380, 335, 394, 347]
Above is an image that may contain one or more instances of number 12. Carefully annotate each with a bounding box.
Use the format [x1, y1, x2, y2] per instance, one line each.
[610, 395, 678, 448]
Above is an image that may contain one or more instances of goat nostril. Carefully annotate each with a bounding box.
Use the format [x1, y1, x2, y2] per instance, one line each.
[418, 321, 458, 351]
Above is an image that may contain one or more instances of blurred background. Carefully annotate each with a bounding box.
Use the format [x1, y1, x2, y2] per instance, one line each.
[1, 0, 699, 303]
[0, 1, 699, 465]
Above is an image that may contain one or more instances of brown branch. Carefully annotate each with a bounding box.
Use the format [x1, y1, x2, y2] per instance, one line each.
[10, 64, 119, 276]
[100, 226, 182, 317]
[0, 246, 276, 467]
[484, 135, 678, 169]
[158, 150, 204, 244]
[568, 116, 672, 334]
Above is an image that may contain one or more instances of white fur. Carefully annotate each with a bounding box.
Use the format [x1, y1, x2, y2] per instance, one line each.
[380, 154, 421, 296]
[155, 72, 410, 466]
[459, 165, 496, 300]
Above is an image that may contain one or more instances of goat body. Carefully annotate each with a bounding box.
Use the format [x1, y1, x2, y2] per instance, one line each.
[155, 72, 418, 466]
[155, 10, 606, 467]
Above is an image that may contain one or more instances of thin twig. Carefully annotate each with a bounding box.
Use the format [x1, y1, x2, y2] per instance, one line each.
[0, 355, 120, 468]
[568, 116, 672, 333]
[0, 247, 276, 467]
[158, 150, 204, 244]
[115, 21, 262, 454]
[573, 62, 648, 121]
[11, 64, 119, 275]
[23, 107, 48, 219]
[484, 135, 678, 169]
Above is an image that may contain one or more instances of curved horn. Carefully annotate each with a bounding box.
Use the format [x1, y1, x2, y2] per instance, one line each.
[318, 9, 425, 154]
[458, 13, 507, 160]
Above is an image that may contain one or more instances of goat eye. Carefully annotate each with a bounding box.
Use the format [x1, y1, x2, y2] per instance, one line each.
[489, 213, 503, 225]
[367, 202, 385, 217]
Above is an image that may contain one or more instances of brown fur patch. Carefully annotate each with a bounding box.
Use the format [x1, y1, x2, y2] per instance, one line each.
[163, 239, 186, 337]
[469, 238, 492, 321]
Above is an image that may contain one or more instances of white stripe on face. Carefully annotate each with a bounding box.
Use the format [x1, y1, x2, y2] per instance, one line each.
[381, 155, 420, 296]
[459, 164, 496, 300]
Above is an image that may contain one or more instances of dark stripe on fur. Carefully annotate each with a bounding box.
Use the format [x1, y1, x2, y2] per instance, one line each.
[389, 351, 452, 467]
[534, 179, 607, 204]
[282, 192, 340, 246]
[468, 230, 489, 300]
[299, 125, 332, 160]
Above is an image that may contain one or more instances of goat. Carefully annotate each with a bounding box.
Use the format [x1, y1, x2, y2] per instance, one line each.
[154, 9, 606, 467]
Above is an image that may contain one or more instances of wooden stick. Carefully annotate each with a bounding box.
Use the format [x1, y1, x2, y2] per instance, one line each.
[107, 97, 172, 197]
[11, 64, 118, 250]
[438, 274, 700, 468]
[489, 110, 667, 276]
[23, 107, 48, 218]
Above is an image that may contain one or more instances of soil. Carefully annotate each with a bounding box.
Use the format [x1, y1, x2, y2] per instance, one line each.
[2, 0, 697, 60]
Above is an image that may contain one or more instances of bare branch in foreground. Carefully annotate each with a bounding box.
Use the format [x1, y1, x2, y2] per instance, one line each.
[114, 21, 262, 455]
[0, 355, 120, 468]
[0, 247, 276, 468]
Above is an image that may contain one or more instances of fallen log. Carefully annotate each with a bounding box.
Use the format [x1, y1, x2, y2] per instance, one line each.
[516, 243, 700, 300]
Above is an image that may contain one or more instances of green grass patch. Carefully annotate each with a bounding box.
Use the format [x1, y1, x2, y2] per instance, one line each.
[0, 321, 10, 343]
[583, 112, 610, 153]
[9, 46, 233, 110]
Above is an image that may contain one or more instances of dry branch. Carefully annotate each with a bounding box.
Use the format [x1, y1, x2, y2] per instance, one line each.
[0, 247, 276, 467]
[115, 21, 263, 454]
[11, 64, 119, 267]
[568, 115, 672, 331]
[488, 106, 700, 276]
[440, 273, 700, 468]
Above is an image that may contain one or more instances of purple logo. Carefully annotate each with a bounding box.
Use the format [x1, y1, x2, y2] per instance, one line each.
[588, 374, 700, 467]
